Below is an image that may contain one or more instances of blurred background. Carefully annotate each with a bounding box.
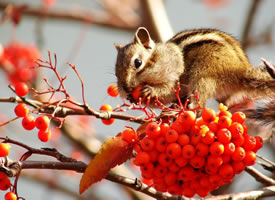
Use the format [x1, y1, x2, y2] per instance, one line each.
[0, 0, 274, 199]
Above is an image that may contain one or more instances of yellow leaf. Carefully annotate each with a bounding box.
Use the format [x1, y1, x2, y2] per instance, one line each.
[79, 133, 134, 194]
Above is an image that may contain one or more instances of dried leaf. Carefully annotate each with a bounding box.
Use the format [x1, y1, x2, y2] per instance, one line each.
[79, 133, 134, 194]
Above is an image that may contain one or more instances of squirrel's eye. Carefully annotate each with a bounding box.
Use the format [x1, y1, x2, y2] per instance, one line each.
[134, 58, 142, 69]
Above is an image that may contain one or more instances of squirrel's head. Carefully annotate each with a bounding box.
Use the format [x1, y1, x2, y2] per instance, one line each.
[114, 27, 155, 99]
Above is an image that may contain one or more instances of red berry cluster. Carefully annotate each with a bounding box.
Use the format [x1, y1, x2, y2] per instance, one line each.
[14, 102, 51, 142]
[133, 105, 263, 197]
[0, 41, 40, 85]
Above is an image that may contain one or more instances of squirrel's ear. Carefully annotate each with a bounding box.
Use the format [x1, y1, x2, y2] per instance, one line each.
[114, 43, 122, 51]
[134, 27, 155, 49]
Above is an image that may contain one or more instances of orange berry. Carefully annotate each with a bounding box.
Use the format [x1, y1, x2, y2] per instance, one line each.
[140, 162, 154, 174]
[181, 111, 196, 127]
[122, 128, 137, 143]
[131, 85, 142, 100]
[14, 103, 29, 117]
[140, 137, 154, 151]
[208, 121, 219, 133]
[35, 115, 50, 130]
[4, 192, 17, 200]
[218, 164, 234, 180]
[201, 131, 215, 144]
[0, 172, 11, 191]
[158, 153, 172, 167]
[175, 157, 188, 167]
[254, 136, 263, 152]
[202, 108, 216, 123]
[217, 128, 231, 144]
[107, 84, 119, 97]
[182, 144, 195, 159]
[166, 143, 181, 158]
[154, 165, 168, 177]
[155, 137, 167, 152]
[165, 129, 178, 143]
[160, 123, 170, 136]
[191, 133, 201, 145]
[190, 156, 205, 169]
[178, 134, 190, 146]
[164, 172, 177, 186]
[22, 115, 36, 130]
[218, 103, 228, 112]
[232, 161, 245, 174]
[218, 116, 232, 129]
[145, 122, 161, 139]
[171, 120, 185, 134]
[148, 150, 159, 162]
[232, 135, 245, 147]
[229, 122, 244, 139]
[15, 82, 28, 96]
[232, 146, 246, 161]
[232, 111, 246, 123]
[243, 150, 256, 166]
[38, 129, 51, 142]
[209, 142, 224, 156]
[196, 142, 209, 157]
[135, 151, 150, 166]
[0, 143, 10, 157]
[223, 142, 235, 155]
[199, 125, 209, 137]
[242, 135, 256, 151]
[207, 155, 223, 169]
[219, 110, 232, 118]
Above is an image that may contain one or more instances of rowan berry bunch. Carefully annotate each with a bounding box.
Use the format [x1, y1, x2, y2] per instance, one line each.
[132, 104, 263, 197]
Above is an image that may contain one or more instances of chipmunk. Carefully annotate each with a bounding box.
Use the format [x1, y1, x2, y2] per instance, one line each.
[114, 27, 275, 116]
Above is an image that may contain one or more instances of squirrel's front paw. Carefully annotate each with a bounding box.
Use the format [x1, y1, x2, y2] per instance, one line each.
[141, 85, 154, 98]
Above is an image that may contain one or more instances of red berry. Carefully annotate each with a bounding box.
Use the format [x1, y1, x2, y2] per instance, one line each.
[38, 129, 51, 142]
[107, 84, 119, 97]
[22, 115, 35, 130]
[217, 128, 231, 144]
[122, 128, 137, 143]
[207, 155, 223, 169]
[175, 157, 188, 167]
[140, 137, 154, 151]
[223, 142, 235, 155]
[5, 192, 17, 200]
[232, 146, 246, 161]
[182, 144, 195, 159]
[178, 166, 195, 182]
[165, 129, 178, 143]
[201, 131, 215, 144]
[202, 108, 216, 123]
[158, 153, 172, 167]
[209, 142, 224, 156]
[135, 151, 150, 166]
[145, 122, 161, 139]
[243, 150, 256, 166]
[35, 115, 50, 130]
[148, 150, 159, 162]
[154, 165, 168, 177]
[232, 111, 246, 123]
[218, 164, 234, 180]
[229, 122, 244, 139]
[232, 161, 245, 174]
[14, 103, 29, 117]
[14, 82, 28, 96]
[131, 85, 142, 100]
[167, 184, 181, 195]
[166, 143, 181, 158]
[254, 136, 263, 152]
[0, 172, 11, 191]
[155, 137, 167, 152]
[181, 111, 196, 127]
[0, 143, 10, 157]
[140, 162, 154, 174]
[208, 121, 219, 133]
[242, 135, 256, 151]
[164, 172, 177, 186]
[218, 116, 232, 129]
[178, 134, 190, 146]
[190, 156, 205, 169]
[196, 142, 209, 157]
[160, 123, 170, 136]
